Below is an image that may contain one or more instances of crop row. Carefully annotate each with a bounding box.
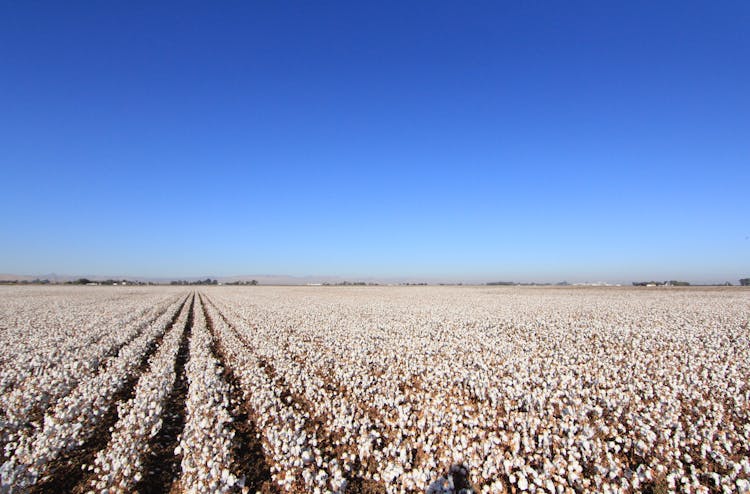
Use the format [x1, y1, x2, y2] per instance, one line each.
[0, 293, 183, 461]
[0, 288, 179, 395]
[0, 293, 188, 490]
[175, 294, 238, 493]
[87, 293, 193, 491]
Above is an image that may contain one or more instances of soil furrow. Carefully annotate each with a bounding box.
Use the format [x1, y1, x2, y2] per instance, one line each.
[12, 295, 183, 438]
[216, 304, 394, 492]
[199, 293, 275, 493]
[29, 294, 190, 494]
[203, 296, 386, 493]
[201, 299, 307, 414]
[134, 294, 194, 494]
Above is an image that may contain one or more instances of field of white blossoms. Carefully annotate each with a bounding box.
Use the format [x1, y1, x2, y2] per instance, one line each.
[0, 285, 748, 494]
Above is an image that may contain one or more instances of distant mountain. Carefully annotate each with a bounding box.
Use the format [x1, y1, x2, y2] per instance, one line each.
[0, 273, 37, 281]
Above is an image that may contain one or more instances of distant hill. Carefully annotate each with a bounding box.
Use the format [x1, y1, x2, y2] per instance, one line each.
[0, 273, 37, 281]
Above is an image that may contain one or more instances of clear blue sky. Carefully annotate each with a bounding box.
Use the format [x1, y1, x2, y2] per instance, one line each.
[2, 1, 748, 282]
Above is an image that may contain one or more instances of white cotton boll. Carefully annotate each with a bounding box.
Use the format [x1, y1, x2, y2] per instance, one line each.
[517, 473, 529, 491]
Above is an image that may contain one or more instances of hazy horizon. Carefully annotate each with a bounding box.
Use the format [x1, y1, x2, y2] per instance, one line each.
[1, 270, 745, 286]
[2, 2, 748, 282]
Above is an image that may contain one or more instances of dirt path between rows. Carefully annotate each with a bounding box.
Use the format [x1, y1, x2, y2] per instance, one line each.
[134, 294, 195, 493]
[200, 293, 276, 493]
[202, 295, 386, 494]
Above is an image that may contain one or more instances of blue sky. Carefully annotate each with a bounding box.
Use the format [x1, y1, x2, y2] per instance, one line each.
[1, 1, 748, 282]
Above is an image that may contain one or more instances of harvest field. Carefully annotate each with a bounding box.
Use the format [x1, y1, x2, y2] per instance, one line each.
[0, 286, 748, 494]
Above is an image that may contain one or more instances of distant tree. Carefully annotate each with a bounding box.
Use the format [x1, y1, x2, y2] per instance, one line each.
[76, 278, 92, 285]
[668, 280, 690, 286]
[741, 278, 750, 286]
[250, 279, 258, 285]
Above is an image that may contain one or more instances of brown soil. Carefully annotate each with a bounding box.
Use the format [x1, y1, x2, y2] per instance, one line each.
[133, 295, 195, 494]
[200, 293, 276, 493]
[202, 295, 387, 494]
[347, 476, 388, 494]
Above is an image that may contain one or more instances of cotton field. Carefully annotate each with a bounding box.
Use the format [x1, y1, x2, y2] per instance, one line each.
[0, 286, 748, 494]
